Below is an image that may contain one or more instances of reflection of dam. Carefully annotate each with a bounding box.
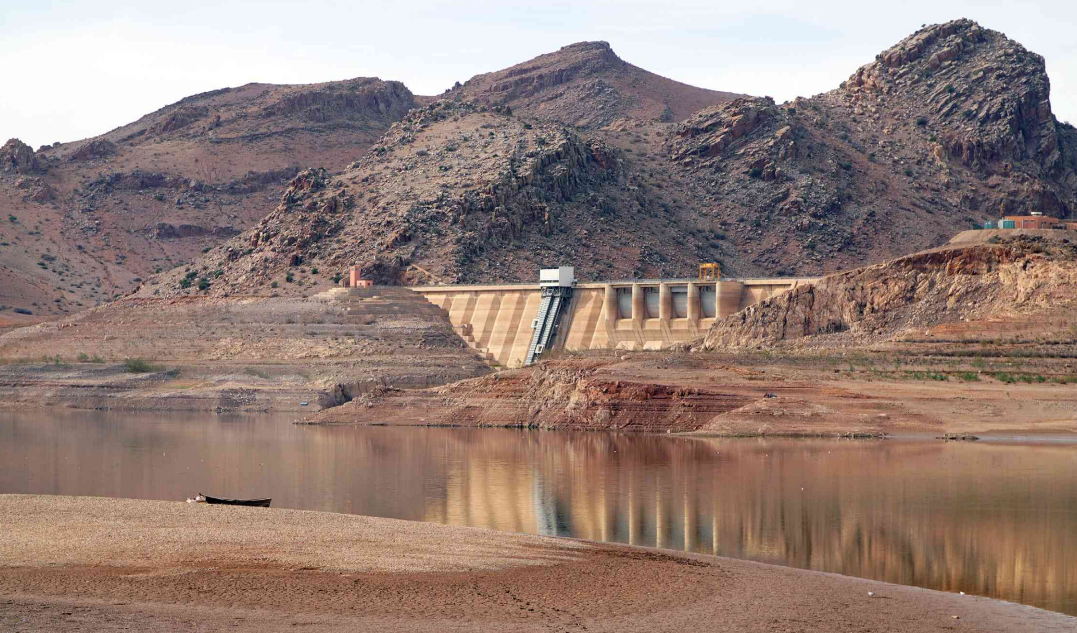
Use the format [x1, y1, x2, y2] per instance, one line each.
[416, 276, 818, 367]
[3, 411, 1076, 616]
[414, 430, 1077, 617]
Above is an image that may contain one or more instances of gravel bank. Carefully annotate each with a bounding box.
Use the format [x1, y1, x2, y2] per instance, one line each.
[1, 495, 1073, 632]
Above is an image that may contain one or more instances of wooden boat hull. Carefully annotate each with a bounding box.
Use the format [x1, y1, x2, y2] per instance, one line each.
[201, 495, 271, 507]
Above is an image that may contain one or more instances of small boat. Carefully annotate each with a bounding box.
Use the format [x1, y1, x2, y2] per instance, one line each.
[189, 493, 271, 507]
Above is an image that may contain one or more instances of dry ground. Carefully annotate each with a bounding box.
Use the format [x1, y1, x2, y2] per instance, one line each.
[1, 495, 1073, 632]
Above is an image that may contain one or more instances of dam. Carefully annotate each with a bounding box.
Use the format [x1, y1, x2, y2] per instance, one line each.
[413, 269, 819, 368]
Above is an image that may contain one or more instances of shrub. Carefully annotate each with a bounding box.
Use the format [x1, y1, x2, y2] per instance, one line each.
[270, 281, 279, 288]
[916, 116, 928, 126]
[991, 372, 1016, 384]
[905, 370, 947, 381]
[749, 167, 763, 179]
[123, 358, 159, 373]
[179, 270, 198, 289]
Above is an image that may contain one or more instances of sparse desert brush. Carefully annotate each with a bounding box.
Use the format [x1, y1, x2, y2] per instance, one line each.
[123, 358, 160, 373]
[243, 367, 270, 379]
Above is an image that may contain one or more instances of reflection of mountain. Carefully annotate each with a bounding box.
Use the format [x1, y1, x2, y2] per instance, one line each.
[1, 412, 1074, 615]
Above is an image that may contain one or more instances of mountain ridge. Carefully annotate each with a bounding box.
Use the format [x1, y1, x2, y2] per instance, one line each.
[4, 20, 1076, 321]
[447, 40, 744, 128]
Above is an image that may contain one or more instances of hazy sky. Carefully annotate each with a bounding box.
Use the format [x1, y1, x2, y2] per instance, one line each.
[2, 0, 1075, 149]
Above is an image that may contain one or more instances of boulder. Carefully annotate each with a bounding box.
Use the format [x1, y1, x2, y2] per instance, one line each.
[69, 139, 117, 162]
[2, 138, 38, 173]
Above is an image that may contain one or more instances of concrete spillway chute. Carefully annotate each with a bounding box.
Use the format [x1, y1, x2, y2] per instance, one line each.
[525, 267, 576, 366]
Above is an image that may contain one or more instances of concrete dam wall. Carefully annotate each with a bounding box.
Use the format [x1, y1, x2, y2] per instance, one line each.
[416, 277, 818, 367]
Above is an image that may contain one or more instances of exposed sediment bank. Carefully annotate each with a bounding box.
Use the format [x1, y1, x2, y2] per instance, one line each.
[0, 290, 490, 413]
[1, 495, 1073, 632]
[309, 356, 1077, 438]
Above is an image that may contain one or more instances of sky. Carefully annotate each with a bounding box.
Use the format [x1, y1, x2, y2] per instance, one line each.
[2, 0, 1075, 149]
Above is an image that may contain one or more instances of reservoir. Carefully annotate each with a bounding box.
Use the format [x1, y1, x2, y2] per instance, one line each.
[1, 409, 1074, 615]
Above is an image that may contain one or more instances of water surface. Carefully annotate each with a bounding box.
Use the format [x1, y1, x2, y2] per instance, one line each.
[1, 410, 1075, 615]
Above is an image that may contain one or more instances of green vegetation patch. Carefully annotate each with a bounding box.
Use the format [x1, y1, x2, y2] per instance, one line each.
[123, 358, 162, 373]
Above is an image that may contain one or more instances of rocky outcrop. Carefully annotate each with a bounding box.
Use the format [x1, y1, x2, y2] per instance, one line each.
[703, 234, 1077, 348]
[259, 78, 415, 123]
[671, 97, 788, 163]
[844, 18, 1075, 217]
[151, 105, 210, 135]
[14, 176, 55, 203]
[311, 360, 751, 431]
[667, 19, 1077, 277]
[223, 166, 302, 194]
[68, 139, 117, 162]
[2, 138, 39, 173]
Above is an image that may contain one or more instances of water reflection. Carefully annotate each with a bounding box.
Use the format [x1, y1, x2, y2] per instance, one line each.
[1, 410, 1074, 615]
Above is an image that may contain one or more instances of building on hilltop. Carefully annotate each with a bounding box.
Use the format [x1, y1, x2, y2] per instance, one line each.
[983, 213, 1077, 230]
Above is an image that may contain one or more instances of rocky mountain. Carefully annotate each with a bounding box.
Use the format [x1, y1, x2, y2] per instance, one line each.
[7, 20, 1077, 323]
[142, 20, 1077, 302]
[669, 19, 1077, 276]
[446, 41, 743, 128]
[0, 78, 414, 321]
[703, 230, 1077, 350]
[140, 99, 720, 296]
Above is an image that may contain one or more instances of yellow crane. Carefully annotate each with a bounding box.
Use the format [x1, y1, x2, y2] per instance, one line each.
[699, 263, 721, 282]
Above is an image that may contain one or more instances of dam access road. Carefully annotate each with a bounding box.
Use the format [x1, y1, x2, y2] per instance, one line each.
[1, 495, 1073, 633]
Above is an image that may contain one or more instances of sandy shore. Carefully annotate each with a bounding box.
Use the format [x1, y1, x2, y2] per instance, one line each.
[1, 495, 1072, 632]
